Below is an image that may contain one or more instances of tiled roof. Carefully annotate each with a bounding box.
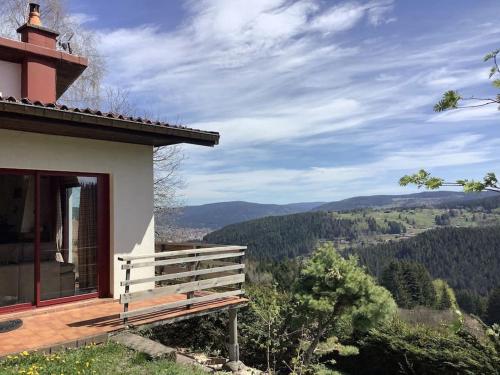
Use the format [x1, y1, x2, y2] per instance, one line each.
[0, 96, 218, 135]
[0, 96, 219, 146]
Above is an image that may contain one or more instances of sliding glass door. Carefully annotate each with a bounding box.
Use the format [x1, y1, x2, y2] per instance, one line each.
[0, 170, 108, 311]
[0, 173, 35, 308]
[39, 175, 99, 302]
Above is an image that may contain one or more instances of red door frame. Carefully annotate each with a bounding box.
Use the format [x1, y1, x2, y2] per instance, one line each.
[0, 168, 110, 313]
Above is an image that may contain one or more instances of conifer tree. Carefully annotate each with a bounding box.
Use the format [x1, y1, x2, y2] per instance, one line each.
[433, 279, 457, 310]
[486, 287, 500, 325]
[380, 261, 436, 308]
[294, 243, 396, 366]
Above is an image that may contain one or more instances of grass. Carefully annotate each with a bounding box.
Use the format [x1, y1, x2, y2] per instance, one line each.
[0, 342, 211, 375]
[331, 207, 500, 250]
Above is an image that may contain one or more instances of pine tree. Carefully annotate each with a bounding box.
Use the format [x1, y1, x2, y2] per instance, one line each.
[381, 262, 411, 308]
[381, 261, 436, 309]
[486, 287, 500, 325]
[433, 279, 457, 310]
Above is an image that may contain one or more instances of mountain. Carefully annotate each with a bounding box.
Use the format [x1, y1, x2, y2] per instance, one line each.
[158, 191, 496, 232]
[203, 205, 500, 261]
[314, 191, 493, 212]
[168, 201, 325, 230]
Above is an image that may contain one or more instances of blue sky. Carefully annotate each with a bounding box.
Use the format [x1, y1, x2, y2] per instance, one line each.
[69, 0, 500, 205]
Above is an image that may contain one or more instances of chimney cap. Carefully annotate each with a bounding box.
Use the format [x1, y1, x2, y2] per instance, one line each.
[17, 1, 59, 38]
[16, 2, 59, 37]
[28, 2, 42, 26]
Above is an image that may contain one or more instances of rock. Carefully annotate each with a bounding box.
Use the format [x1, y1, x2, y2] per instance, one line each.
[110, 332, 176, 360]
[222, 361, 263, 374]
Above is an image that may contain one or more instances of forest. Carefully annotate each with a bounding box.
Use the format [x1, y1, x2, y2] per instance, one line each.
[351, 226, 500, 294]
[204, 212, 359, 260]
[198, 201, 500, 374]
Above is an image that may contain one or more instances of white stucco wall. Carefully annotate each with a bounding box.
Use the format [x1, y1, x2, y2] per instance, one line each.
[0, 128, 155, 297]
[0, 61, 21, 98]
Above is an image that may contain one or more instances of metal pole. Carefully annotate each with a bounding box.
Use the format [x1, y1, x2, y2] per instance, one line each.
[228, 308, 239, 363]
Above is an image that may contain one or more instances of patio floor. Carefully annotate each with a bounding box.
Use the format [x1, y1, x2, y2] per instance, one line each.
[0, 293, 247, 357]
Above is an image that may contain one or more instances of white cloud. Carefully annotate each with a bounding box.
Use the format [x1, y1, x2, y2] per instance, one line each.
[94, 0, 500, 204]
[310, 2, 366, 33]
[181, 133, 500, 203]
[67, 13, 97, 25]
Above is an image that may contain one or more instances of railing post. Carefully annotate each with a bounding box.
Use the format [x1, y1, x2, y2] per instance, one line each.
[186, 249, 200, 309]
[238, 250, 245, 294]
[123, 259, 131, 326]
[228, 308, 240, 363]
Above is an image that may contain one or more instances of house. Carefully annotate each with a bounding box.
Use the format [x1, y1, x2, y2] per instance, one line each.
[0, 7, 247, 364]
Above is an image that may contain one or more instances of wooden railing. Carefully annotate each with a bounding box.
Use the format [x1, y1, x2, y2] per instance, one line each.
[118, 245, 246, 324]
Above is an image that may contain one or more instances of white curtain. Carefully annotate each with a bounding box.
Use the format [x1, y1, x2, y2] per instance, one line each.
[55, 186, 64, 263]
[20, 176, 35, 234]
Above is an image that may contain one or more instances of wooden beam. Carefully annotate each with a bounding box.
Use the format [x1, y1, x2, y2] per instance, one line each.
[120, 274, 245, 304]
[120, 264, 245, 287]
[128, 302, 248, 330]
[118, 246, 246, 262]
[120, 290, 245, 319]
[121, 252, 244, 270]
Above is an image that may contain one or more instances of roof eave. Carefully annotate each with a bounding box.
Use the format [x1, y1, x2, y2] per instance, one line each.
[0, 101, 220, 147]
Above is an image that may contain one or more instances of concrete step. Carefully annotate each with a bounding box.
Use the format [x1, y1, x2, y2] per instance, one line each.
[110, 332, 213, 372]
[110, 332, 176, 360]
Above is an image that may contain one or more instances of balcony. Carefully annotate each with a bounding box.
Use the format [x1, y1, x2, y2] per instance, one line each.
[0, 244, 247, 358]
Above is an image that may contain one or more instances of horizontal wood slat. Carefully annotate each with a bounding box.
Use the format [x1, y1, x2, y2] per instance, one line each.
[120, 264, 245, 287]
[118, 246, 246, 261]
[120, 290, 245, 319]
[121, 252, 244, 270]
[120, 274, 245, 304]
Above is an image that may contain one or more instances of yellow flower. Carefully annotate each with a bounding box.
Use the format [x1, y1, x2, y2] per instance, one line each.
[21, 351, 29, 356]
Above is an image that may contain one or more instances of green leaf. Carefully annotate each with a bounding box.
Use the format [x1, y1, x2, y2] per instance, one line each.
[484, 49, 500, 62]
[493, 79, 500, 89]
[463, 181, 486, 192]
[434, 90, 461, 112]
[399, 170, 443, 189]
[483, 172, 498, 187]
[489, 66, 497, 79]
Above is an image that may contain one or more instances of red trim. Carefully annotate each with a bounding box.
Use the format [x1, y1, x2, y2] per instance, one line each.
[97, 175, 111, 298]
[0, 167, 111, 314]
[0, 167, 108, 177]
[0, 303, 34, 315]
[37, 293, 98, 307]
[35, 171, 41, 306]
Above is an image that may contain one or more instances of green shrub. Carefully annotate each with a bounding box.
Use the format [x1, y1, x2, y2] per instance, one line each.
[334, 318, 500, 375]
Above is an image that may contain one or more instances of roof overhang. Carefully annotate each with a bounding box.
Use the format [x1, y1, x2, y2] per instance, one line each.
[0, 36, 87, 99]
[0, 100, 220, 147]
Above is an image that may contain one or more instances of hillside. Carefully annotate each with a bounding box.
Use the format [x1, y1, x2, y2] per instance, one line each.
[204, 206, 500, 260]
[314, 191, 493, 212]
[157, 192, 495, 234]
[164, 201, 325, 230]
[351, 226, 500, 296]
[205, 211, 357, 259]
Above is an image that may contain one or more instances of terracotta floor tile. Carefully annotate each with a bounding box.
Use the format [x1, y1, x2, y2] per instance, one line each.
[0, 294, 246, 356]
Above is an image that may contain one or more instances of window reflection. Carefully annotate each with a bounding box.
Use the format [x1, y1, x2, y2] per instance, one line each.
[40, 176, 98, 300]
[0, 174, 35, 307]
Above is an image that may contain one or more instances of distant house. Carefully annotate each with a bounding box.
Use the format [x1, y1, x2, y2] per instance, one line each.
[0, 4, 220, 312]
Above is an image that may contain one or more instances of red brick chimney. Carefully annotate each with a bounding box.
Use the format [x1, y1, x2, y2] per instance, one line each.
[16, 3, 59, 103]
